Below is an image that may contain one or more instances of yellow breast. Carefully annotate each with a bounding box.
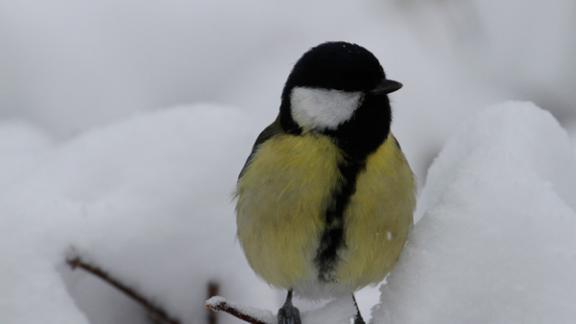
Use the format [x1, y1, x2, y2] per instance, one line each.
[235, 133, 415, 293]
[336, 137, 415, 289]
[236, 134, 342, 288]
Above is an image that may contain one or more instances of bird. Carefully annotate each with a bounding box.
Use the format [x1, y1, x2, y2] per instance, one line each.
[235, 41, 415, 324]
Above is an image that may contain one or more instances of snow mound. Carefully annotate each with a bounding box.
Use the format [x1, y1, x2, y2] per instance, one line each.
[0, 105, 275, 324]
[373, 102, 576, 323]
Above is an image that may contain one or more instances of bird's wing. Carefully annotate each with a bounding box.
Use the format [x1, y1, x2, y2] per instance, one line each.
[238, 116, 284, 179]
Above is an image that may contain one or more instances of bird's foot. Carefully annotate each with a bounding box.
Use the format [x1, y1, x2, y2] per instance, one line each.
[352, 294, 366, 324]
[277, 303, 302, 324]
[354, 313, 366, 324]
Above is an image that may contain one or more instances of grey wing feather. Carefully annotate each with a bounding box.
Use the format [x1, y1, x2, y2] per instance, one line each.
[238, 117, 283, 179]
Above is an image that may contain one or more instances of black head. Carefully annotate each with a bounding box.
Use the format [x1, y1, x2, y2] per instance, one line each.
[279, 42, 401, 159]
[282, 41, 399, 94]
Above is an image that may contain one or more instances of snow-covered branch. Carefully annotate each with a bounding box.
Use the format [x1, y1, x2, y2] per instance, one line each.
[206, 296, 274, 324]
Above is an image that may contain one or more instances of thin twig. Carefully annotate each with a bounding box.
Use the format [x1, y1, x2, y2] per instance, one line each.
[206, 282, 220, 324]
[206, 297, 271, 324]
[67, 256, 180, 324]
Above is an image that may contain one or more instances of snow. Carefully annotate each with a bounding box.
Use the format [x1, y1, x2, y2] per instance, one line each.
[0, 105, 277, 324]
[301, 297, 356, 324]
[205, 296, 226, 307]
[373, 102, 576, 323]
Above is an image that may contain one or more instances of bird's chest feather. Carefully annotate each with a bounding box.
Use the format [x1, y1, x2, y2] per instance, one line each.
[235, 134, 343, 286]
[237, 134, 343, 219]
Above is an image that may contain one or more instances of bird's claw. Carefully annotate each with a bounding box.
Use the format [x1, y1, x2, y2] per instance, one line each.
[277, 303, 301, 324]
[354, 313, 366, 324]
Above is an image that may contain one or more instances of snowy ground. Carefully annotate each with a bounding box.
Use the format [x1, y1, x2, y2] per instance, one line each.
[1, 0, 575, 323]
[0, 106, 279, 324]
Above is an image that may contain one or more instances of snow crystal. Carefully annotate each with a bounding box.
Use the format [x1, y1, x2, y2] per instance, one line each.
[205, 296, 227, 308]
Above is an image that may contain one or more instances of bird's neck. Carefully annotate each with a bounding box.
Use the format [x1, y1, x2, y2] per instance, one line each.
[324, 95, 392, 162]
[279, 93, 391, 162]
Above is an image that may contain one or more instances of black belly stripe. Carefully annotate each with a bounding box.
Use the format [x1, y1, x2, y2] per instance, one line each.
[314, 157, 365, 282]
[307, 93, 392, 282]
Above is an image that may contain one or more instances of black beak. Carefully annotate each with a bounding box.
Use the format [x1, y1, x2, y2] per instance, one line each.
[369, 79, 403, 96]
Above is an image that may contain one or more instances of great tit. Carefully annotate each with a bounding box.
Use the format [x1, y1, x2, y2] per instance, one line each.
[235, 41, 415, 324]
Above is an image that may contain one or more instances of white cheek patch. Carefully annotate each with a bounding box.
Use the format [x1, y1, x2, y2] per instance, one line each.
[290, 87, 363, 130]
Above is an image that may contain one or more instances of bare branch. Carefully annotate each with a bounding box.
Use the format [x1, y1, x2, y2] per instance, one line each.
[66, 256, 180, 324]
